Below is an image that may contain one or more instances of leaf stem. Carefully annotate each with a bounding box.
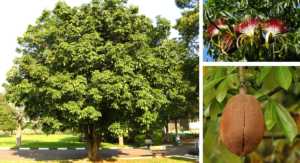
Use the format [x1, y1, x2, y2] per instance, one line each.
[239, 66, 247, 94]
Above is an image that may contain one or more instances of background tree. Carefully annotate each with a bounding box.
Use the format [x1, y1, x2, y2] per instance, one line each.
[174, 0, 199, 126]
[0, 93, 17, 135]
[3, 0, 187, 161]
[203, 66, 300, 162]
[203, 0, 300, 61]
[174, 0, 199, 56]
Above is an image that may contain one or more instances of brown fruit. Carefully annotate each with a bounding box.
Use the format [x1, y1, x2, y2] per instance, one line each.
[219, 94, 265, 157]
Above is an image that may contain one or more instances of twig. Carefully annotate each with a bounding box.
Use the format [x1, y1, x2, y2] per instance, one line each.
[205, 12, 221, 31]
[266, 85, 283, 97]
[263, 135, 300, 139]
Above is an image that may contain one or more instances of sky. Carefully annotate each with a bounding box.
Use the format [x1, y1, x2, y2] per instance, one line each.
[0, 0, 183, 93]
[202, 0, 212, 62]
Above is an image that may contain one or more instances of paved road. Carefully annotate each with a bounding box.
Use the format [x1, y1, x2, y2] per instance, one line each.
[0, 145, 196, 161]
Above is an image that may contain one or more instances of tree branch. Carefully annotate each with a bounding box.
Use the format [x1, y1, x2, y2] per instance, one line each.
[266, 85, 283, 97]
[263, 135, 300, 139]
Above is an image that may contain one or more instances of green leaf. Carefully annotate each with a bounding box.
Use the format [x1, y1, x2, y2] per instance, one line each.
[216, 79, 228, 103]
[203, 88, 216, 106]
[226, 66, 237, 75]
[289, 67, 300, 89]
[216, 95, 228, 111]
[209, 99, 219, 121]
[209, 117, 220, 135]
[264, 101, 277, 130]
[262, 67, 279, 91]
[227, 73, 239, 89]
[256, 67, 272, 84]
[275, 103, 297, 142]
[274, 66, 292, 91]
[238, 59, 247, 62]
[219, 10, 235, 20]
[262, 101, 270, 112]
[215, 67, 224, 79]
[203, 77, 226, 94]
[203, 128, 218, 157]
[220, 141, 241, 162]
[257, 95, 270, 101]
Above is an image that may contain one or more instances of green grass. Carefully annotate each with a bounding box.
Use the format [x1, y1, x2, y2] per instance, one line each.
[124, 157, 196, 163]
[0, 157, 196, 163]
[0, 135, 134, 148]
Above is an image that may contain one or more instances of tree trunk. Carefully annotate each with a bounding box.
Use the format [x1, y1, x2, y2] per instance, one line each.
[119, 135, 124, 146]
[174, 116, 178, 136]
[187, 101, 191, 122]
[165, 116, 169, 142]
[16, 118, 22, 146]
[84, 123, 102, 162]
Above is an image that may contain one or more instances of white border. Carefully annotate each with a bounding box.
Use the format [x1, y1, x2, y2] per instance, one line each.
[200, 0, 203, 163]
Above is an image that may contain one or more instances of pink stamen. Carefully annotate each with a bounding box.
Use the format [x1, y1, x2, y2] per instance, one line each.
[234, 17, 260, 35]
[207, 19, 226, 37]
[265, 18, 289, 35]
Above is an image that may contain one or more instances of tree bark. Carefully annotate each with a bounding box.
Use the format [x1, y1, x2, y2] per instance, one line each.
[119, 135, 124, 146]
[174, 116, 178, 137]
[16, 118, 22, 146]
[165, 116, 169, 142]
[187, 101, 191, 122]
[84, 123, 102, 162]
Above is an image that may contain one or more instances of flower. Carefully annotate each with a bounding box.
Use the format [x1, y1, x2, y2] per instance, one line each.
[234, 17, 260, 46]
[207, 19, 227, 37]
[264, 18, 290, 49]
[265, 18, 289, 35]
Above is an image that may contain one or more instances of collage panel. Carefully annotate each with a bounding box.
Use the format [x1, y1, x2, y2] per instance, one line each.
[203, 66, 300, 163]
[0, 0, 200, 162]
[203, 0, 300, 62]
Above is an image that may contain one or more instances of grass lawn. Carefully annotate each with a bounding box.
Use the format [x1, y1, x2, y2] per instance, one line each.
[0, 135, 134, 148]
[0, 157, 196, 163]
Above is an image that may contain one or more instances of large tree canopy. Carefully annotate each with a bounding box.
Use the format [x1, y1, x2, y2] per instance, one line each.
[3, 0, 187, 161]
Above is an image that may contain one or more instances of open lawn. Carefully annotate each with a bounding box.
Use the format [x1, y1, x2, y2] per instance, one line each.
[0, 157, 196, 163]
[0, 135, 134, 148]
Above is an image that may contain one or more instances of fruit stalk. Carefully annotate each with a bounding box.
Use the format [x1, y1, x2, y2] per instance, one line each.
[239, 66, 247, 95]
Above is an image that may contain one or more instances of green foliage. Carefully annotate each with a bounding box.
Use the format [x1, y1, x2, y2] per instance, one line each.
[134, 134, 146, 147]
[174, 0, 199, 56]
[0, 93, 17, 132]
[203, 66, 300, 162]
[152, 132, 162, 145]
[3, 0, 187, 138]
[204, 0, 300, 61]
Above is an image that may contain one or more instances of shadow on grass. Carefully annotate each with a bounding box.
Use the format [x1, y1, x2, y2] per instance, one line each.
[10, 149, 131, 161]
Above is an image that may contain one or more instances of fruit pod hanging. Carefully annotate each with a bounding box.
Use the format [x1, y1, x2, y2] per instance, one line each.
[219, 67, 265, 157]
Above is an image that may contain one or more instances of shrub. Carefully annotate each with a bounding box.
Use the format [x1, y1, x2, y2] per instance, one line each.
[152, 133, 162, 145]
[134, 134, 146, 147]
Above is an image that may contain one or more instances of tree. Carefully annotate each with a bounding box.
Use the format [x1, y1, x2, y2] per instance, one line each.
[174, 0, 199, 125]
[174, 0, 199, 56]
[203, 0, 300, 61]
[0, 93, 17, 135]
[3, 0, 187, 161]
[203, 66, 300, 162]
